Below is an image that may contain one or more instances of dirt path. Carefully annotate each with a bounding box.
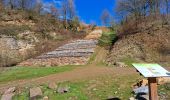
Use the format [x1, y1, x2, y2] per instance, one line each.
[0, 65, 137, 93]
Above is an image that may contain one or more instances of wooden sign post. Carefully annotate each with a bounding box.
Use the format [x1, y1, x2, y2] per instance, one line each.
[148, 77, 158, 100]
[132, 63, 170, 100]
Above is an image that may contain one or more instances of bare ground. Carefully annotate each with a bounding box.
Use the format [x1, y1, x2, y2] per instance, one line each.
[0, 65, 137, 93]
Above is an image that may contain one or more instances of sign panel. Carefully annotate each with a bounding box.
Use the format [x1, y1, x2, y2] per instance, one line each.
[132, 63, 170, 78]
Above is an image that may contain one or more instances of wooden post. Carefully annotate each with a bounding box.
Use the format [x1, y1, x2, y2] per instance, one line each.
[148, 77, 158, 100]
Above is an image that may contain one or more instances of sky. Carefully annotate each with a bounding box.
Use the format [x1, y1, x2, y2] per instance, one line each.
[43, 0, 117, 25]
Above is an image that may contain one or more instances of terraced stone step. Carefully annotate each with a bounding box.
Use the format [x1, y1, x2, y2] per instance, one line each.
[18, 39, 98, 66]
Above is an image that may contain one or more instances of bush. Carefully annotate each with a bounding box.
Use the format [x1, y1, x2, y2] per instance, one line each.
[98, 31, 117, 48]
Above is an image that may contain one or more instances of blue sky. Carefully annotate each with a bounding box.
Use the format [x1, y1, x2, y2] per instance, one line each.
[43, 0, 117, 25]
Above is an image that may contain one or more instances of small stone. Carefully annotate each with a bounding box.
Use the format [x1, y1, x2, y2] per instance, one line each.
[107, 95, 114, 100]
[43, 96, 49, 100]
[115, 62, 128, 67]
[4, 87, 16, 94]
[114, 91, 118, 94]
[129, 97, 135, 100]
[57, 86, 69, 94]
[93, 88, 97, 91]
[48, 82, 57, 90]
[29, 87, 42, 100]
[1, 93, 15, 100]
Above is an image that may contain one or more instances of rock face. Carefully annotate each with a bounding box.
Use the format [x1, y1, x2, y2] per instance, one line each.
[19, 39, 98, 66]
[0, 35, 36, 67]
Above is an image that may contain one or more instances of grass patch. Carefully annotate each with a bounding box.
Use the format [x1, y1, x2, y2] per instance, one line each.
[42, 82, 89, 100]
[88, 46, 109, 66]
[13, 88, 29, 100]
[159, 83, 170, 99]
[84, 75, 140, 100]
[98, 31, 117, 47]
[121, 57, 138, 67]
[88, 52, 97, 64]
[0, 65, 76, 84]
[8, 74, 170, 100]
[14, 74, 141, 100]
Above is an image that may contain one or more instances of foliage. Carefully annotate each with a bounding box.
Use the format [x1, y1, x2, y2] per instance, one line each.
[98, 31, 117, 48]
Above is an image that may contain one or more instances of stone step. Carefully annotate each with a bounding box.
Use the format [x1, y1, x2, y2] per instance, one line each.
[18, 39, 97, 66]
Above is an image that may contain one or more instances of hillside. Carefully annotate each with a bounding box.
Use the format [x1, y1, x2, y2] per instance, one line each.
[0, 9, 86, 67]
[107, 20, 170, 67]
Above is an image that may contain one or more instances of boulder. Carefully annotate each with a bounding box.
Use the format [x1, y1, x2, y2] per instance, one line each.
[29, 87, 42, 100]
[48, 82, 57, 90]
[1, 93, 14, 100]
[4, 87, 16, 94]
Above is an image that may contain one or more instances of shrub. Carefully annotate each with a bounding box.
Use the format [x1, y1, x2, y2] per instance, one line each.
[98, 31, 117, 48]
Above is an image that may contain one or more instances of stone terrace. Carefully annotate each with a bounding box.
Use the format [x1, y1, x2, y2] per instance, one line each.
[19, 40, 98, 66]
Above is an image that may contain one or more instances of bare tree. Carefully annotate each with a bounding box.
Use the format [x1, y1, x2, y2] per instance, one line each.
[67, 0, 76, 19]
[101, 9, 112, 26]
[61, 0, 68, 28]
[33, 0, 42, 13]
[61, 0, 77, 29]
[164, 0, 170, 14]
[50, 3, 59, 18]
[116, 0, 145, 25]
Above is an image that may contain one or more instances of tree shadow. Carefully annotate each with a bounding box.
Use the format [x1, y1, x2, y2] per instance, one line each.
[135, 92, 148, 100]
[106, 97, 121, 100]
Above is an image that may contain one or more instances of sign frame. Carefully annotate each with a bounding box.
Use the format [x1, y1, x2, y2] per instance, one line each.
[132, 63, 170, 100]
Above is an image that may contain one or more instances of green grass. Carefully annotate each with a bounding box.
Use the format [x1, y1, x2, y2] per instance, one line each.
[0, 65, 76, 84]
[88, 52, 97, 64]
[12, 74, 170, 100]
[121, 57, 138, 67]
[42, 82, 89, 100]
[13, 88, 29, 100]
[98, 31, 117, 47]
[13, 74, 142, 100]
[159, 83, 170, 99]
